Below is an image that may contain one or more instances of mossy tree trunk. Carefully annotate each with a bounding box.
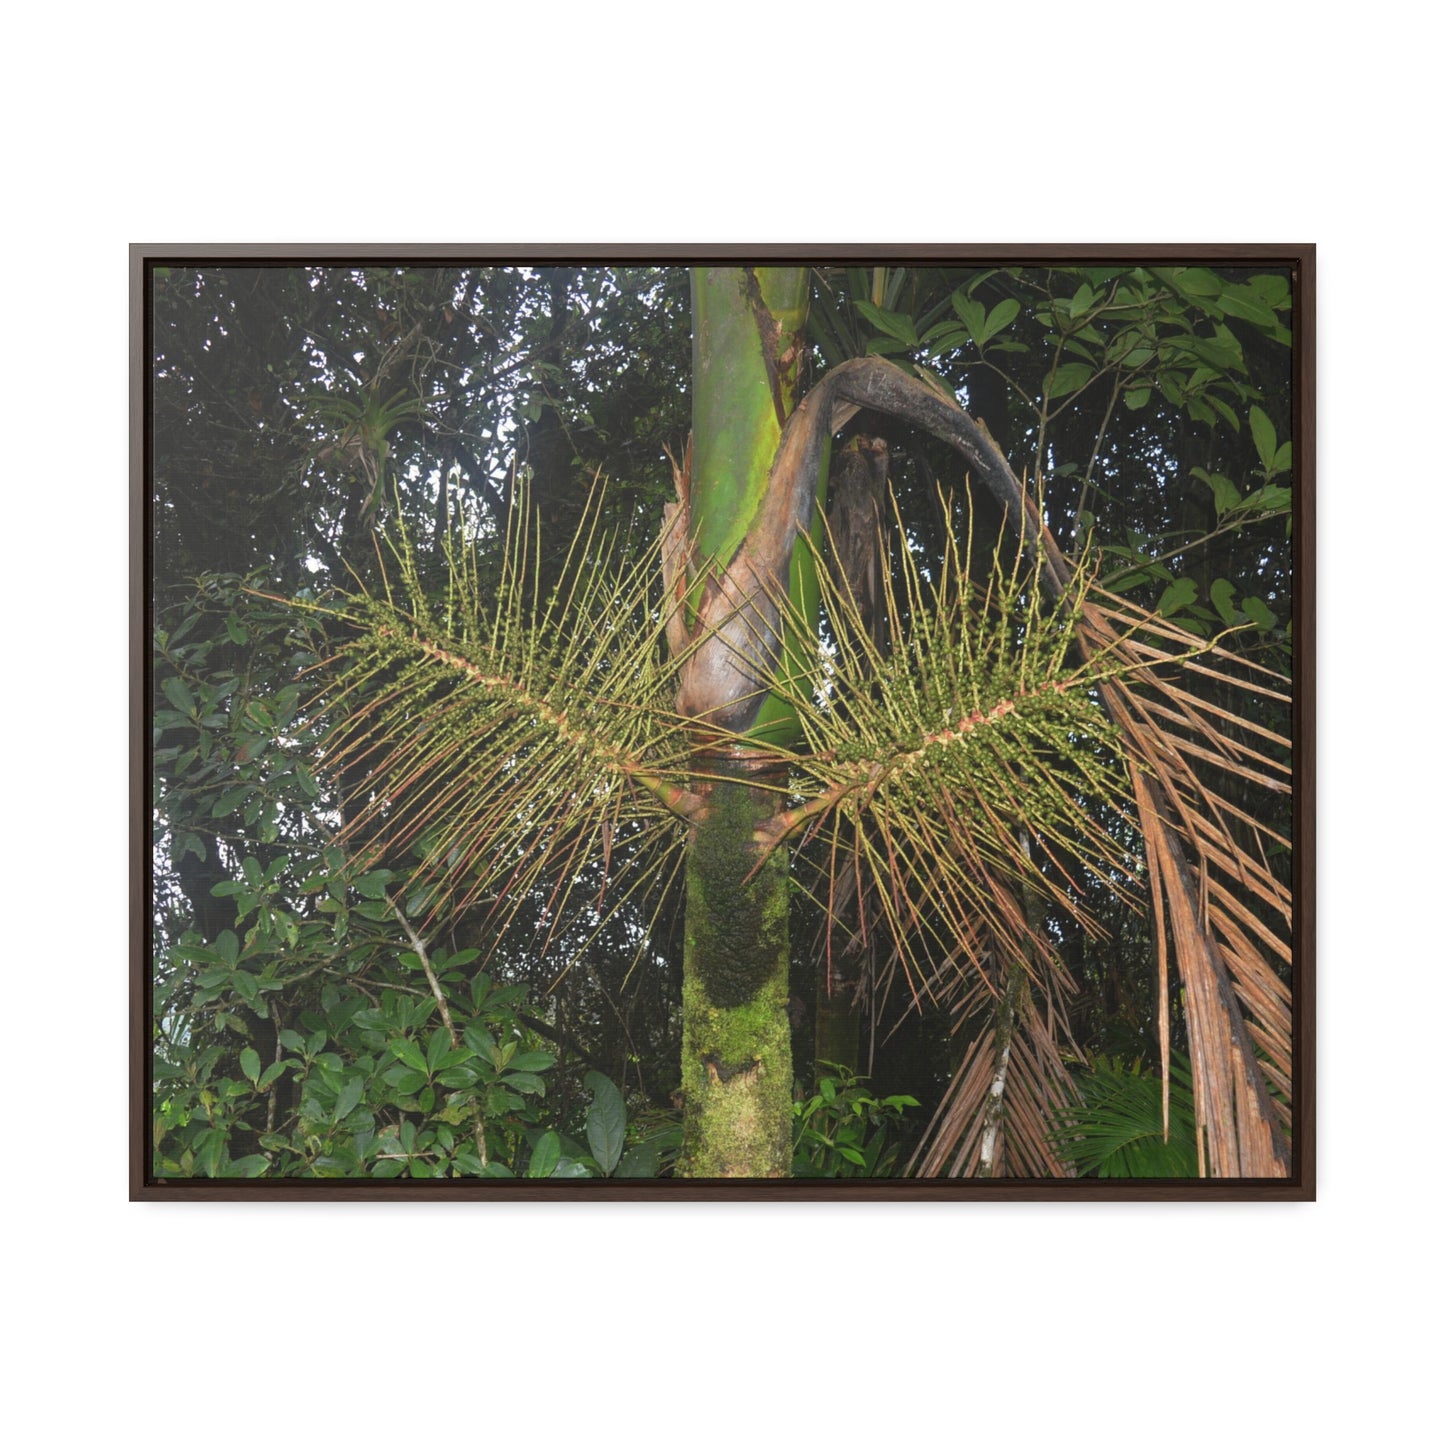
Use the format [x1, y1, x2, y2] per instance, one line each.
[680, 757, 795, 1176]
[673, 267, 821, 1177]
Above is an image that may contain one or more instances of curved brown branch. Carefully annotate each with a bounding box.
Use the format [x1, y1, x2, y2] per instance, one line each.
[674, 356, 1059, 732]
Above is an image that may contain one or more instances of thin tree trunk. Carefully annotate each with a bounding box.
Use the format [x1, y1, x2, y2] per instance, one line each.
[680, 756, 794, 1176]
[674, 266, 814, 1176]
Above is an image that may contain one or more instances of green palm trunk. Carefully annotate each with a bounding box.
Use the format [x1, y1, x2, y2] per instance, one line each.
[676, 266, 821, 1177]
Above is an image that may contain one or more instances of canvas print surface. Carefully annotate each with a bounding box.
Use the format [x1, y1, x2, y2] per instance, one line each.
[145, 257, 1303, 1191]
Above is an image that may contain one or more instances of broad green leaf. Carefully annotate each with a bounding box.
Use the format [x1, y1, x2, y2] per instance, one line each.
[389, 1038, 427, 1074]
[615, 1143, 659, 1179]
[383, 1066, 428, 1094]
[239, 1047, 261, 1084]
[434, 1064, 480, 1088]
[1043, 362, 1095, 398]
[951, 292, 986, 342]
[528, 1130, 562, 1179]
[854, 299, 918, 346]
[162, 677, 196, 715]
[334, 1074, 364, 1122]
[1210, 578, 1239, 624]
[1201, 470, 1242, 514]
[1218, 287, 1276, 328]
[1248, 274, 1290, 307]
[426, 1027, 453, 1073]
[980, 298, 1020, 342]
[196, 1130, 227, 1178]
[1174, 267, 1223, 298]
[1249, 407, 1278, 469]
[584, 1070, 626, 1175]
[462, 1024, 497, 1059]
[211, 786, 251, 818]
[1157, 578, 1198, 617]
[1240, 596, 1277, 630]
[1123, 386, 1152, 410]
[1212, 396, 1241, 431]
[507, 1050, 555, 1073]
[1110, 571, 1154, 593]
[354, 870, 394, 900]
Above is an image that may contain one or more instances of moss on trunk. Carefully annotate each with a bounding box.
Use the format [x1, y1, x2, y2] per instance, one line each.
[679, 758, 793, 1177]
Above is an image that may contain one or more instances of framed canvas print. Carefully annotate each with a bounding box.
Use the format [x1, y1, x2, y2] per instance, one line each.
[133, 246, 1312, 1198]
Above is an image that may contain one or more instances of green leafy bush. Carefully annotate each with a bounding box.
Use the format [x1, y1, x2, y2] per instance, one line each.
[152, 575, 567, 1179]
[791, 1063, 920, 1178]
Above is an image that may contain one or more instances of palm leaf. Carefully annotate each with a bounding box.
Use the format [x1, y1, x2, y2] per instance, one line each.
[909, 954, 1082, 1179]
[1050, 1055, 1200, 1179]
[761, 357, 1293, 1178]
[292, 480, 701, 961]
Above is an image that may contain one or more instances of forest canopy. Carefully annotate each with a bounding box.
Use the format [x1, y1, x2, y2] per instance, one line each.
[148, 258, 1296, 1184]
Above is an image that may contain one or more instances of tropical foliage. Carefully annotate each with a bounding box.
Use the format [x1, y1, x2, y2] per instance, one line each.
[149, 259, 1296, 1181]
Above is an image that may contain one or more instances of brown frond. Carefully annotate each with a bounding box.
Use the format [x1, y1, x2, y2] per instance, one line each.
[909, 958, 1080, 1179]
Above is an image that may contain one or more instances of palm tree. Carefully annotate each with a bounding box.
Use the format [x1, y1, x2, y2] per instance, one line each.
[304, 262, 1295, 1179]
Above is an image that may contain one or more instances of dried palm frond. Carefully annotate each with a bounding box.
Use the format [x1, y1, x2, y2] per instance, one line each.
[773, 480, 1292, 1178]
[1071, 585, 1292, 1177]
[766, 358, 1293, 1179]
[908, 944, 1082, 1180]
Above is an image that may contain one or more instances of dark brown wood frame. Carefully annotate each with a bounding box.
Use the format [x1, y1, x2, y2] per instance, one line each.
[131, 244, 1314, 1201]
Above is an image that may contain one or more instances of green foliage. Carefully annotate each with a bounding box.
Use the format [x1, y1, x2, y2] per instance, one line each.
[1049, 1056, 1200, 1179]
[519, 1072, 682, 1180]
[150, 261, 1295, 1180]
[792, 1063, 920, 1178]
[152, 576, 567, 1179]
[826, 263, 1294, 659]
[155, 961, 560, 1180]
